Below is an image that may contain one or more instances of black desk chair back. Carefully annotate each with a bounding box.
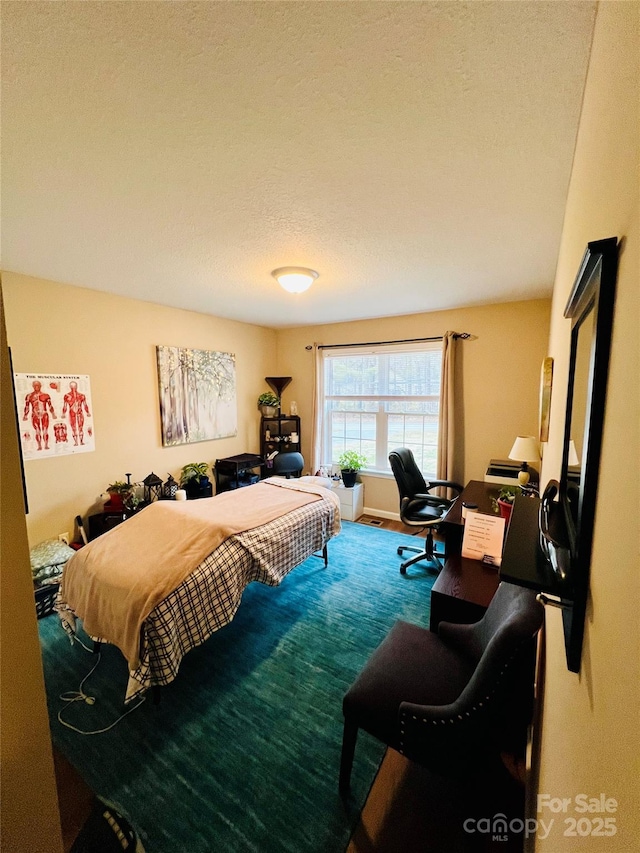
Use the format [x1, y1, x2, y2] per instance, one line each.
[272, 451, 304, 478]
[339, 582, 544, 792]
[388, 447, 463, 574]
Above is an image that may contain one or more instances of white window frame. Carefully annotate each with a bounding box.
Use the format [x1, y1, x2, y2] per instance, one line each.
[320, 342, 442, 478]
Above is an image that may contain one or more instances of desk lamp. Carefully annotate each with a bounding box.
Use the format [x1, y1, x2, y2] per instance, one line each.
[568, 439, 580, 467]
[508, 435, 540, 486]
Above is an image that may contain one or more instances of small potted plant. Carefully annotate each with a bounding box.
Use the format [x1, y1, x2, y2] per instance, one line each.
[258, 392, 280, 416]
[106, 480, 135, 511]
[337, 450, 368, 488]
[490, 486, 522, 523]
[180, 462, 212, 499]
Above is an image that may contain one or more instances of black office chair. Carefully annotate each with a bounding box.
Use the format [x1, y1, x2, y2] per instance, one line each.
[272, 451, 304, 478]
[339, 582, 544, 792]
[388, 447, 463, 574]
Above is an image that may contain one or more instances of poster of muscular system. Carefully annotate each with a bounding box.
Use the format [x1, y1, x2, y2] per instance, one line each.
[14, 373, 95, 460]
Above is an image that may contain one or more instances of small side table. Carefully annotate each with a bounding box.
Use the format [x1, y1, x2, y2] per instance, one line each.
[88, 509, 130, 540]
[331, 481, 364, 521]
[214, 453, 263, 493]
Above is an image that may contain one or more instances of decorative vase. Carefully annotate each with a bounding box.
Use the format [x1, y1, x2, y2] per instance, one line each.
[106, 492, 124, 510]
[341, 469, 358, 489]
[260, 405, 278, 417]
[497, 499, 513, 523]
[184, 479, 201, 499]
[185, 476, 213, 499]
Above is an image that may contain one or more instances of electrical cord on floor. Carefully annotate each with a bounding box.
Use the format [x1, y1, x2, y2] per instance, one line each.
[57, 646, 145, 735]
[68, 633, 97, 654]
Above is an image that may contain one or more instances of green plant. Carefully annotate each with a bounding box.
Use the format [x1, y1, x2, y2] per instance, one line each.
[106, 479, 139, 511]
[123, 490, 141, 511]
[107, 480, 134, 496]
[490, 486, 521, 513]
[337, 450, 368, 472]
[258, 392, 280, 408]
[179, 462, 209, 486]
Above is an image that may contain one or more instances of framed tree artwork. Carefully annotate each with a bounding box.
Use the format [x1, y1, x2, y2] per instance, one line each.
[538, 356, 554, 443]
[156, 346, 237, 447]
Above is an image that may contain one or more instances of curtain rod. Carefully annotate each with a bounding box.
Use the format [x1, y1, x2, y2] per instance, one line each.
[304, 333, 471, 351]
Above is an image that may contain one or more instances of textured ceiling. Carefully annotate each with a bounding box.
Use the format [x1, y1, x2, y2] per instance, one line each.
[2, 2, 596, 328]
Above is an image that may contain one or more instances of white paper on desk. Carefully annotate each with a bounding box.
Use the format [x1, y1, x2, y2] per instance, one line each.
[461, 512, 506, 567]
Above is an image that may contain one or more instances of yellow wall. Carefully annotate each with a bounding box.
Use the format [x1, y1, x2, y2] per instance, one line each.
[0, 288, 63, 853]
[3, 273, 550, 536]
[2, 273, 276, 545]
[275, 299, 551, 515]
[536, 3, 639, 850]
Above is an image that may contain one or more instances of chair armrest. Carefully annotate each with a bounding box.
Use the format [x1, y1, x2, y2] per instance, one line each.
[403, 495, 449, 514]
[425, 479, 464, 495]
[412, 492, 448, 503]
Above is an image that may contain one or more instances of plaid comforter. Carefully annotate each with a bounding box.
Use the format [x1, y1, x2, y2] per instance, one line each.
[57, 496, 339, 702]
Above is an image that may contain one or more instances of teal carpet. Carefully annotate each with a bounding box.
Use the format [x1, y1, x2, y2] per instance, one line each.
[39, 521, 436, 853]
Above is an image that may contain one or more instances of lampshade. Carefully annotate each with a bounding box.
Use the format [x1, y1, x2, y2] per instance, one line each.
[508, 435, 540, 463]
[568, 439, 580, 467]
[272, 267, 318, 293]
[508, 435, 540, 487]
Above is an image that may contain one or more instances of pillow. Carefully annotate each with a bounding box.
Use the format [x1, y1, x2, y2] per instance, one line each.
[299, 475, 333, 489]
[30, 538, 76, 580]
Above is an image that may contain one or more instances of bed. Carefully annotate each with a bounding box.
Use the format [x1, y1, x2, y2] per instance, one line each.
[56, 477, 341, 702]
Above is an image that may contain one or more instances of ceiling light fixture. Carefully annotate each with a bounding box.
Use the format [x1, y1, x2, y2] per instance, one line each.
[272, 266, 318, 294]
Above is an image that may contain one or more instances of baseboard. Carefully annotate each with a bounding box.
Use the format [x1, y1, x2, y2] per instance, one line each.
[362, 506, 399, 521]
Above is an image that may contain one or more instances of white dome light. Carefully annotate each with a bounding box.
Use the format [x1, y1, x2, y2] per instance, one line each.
[271, 266, 319, 293]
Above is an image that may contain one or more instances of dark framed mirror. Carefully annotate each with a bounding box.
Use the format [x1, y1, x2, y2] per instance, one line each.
[557, 237, 618, 671]
[499, 237, 619, 672]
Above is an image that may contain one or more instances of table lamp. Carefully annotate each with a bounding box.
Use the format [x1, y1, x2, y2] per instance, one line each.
[568, 439, 580, 467]
[508, 435, 540, 486]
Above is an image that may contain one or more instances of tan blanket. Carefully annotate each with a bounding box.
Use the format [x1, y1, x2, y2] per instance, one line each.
[62, 479, 337, 668]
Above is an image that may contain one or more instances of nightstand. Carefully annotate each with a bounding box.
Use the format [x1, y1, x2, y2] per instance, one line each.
[88, 509, 130, 539]
[331, 481, 364, 521]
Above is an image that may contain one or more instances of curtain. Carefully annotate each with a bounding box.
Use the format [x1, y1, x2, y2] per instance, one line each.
[311, 344, 324, 475]
[437, 331, 458, 483]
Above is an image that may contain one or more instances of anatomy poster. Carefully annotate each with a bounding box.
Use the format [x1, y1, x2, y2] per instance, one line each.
[14, 373, 95, 460]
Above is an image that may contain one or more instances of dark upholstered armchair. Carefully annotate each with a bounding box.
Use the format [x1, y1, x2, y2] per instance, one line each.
[272, 451, 304, 478]
[388, 447, 463, 574]
[339, 583, 544, 793]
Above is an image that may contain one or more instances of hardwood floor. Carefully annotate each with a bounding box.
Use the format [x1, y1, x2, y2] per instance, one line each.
[357, 515, 427, 535]
[347, 748, 525, 853]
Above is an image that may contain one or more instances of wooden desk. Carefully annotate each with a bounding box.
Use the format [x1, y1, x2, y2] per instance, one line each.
[430, 554, 501, 630]
[430, 480, 502, 630]
[439, 479, 499, 557]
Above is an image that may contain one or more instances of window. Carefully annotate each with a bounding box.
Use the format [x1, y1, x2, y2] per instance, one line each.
[321, 343, 441, 477]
